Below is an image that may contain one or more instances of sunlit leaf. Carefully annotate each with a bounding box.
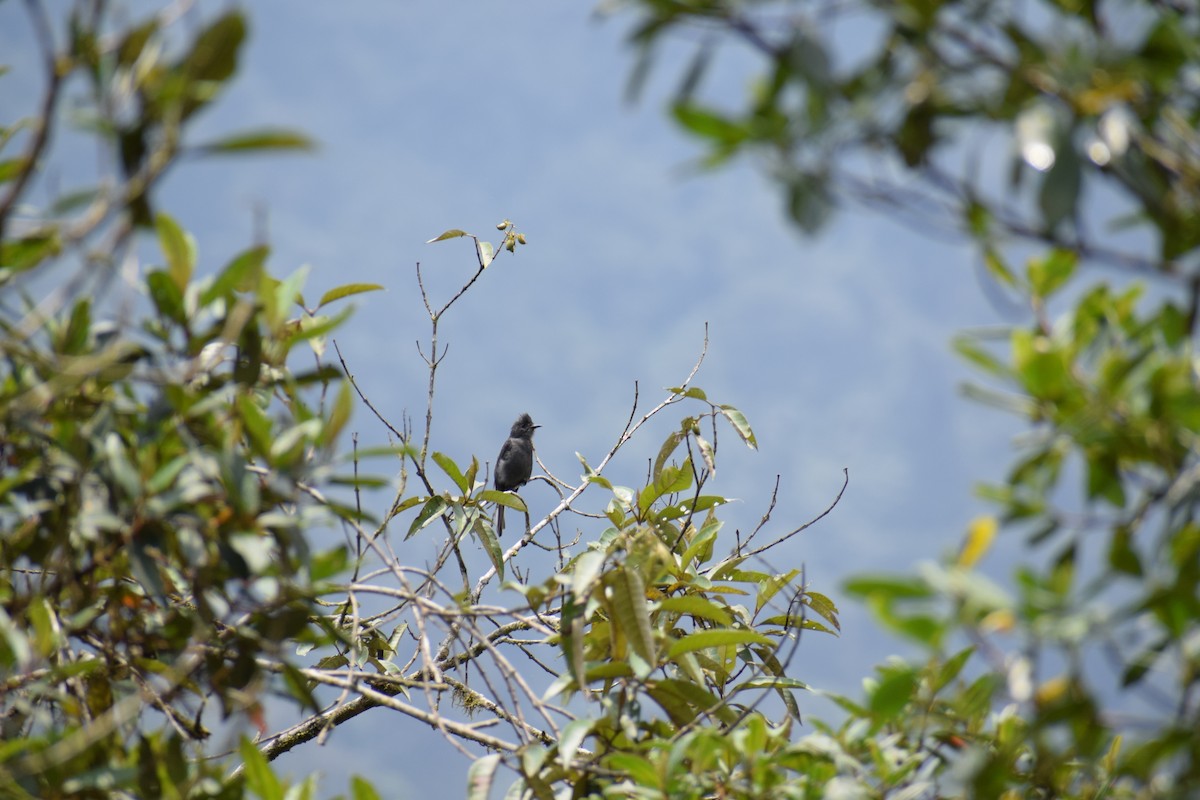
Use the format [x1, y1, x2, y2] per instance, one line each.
[958, 516, 998, 569]
[317, 283, 384, 310]
[426, 229, 470, 243]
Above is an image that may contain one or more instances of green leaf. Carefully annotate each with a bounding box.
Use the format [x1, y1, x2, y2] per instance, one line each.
[116, 18, 158, 67]
[28, 598, 60, 657]
[735, 676, 808, 691]
[658, 595, 732, 625]
[571, 550, 607, 597]
[466, 754, 500, 800]
[843, 575, 933, 600]
[477, 240, 495, 268]
[0, 157, 26, 183]
[320, 381, 353, 448]
[239, 737, 284, 800]
[672, 103, 746, 147]
[1027, 248, 1077, 298]
[147, 270, 186, 324]
[935, 646, 975, 692]
[869, 666, 918, 720]
[155, 212, 196, 292]
[237, 395, 273, 456]
[1039, 142, 1081, 230]
[1, 230, 61, 273]
[557, 718, 593, 768]
[647, 678, 739, 725]
[426, 228, 470, 243]
[982, 248, 1019, 289]
[666, 628, 772, 658]
[667, 386, 708, 401]
[953, 334, 1011, 379]
[405, 496, 447, 540]
[181, 12, 246, 109]
[804, 591, 841, 632]
[608, 566, 657, 677]
[479, 489, 527, 512]
[432, 452, 468, 493]
[317, 283, 384, 310]
[197, 128, 316, 155]
[350, 776, 383, 800]
[201, 245, 268, 306]
[605, 753, 659, 788]
[718, 404, 758, 450]
[60, 298, 92, 355]
[474, 513, 505, 584]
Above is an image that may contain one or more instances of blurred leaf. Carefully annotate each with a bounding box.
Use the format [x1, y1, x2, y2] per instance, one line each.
[672, 103, 746, 150]
[1, 230, 61, 272]
[147, 270, 186, 324]
[786, 177, 833, 234]
[350, 776, 382, 800]
[239, 737, 284, 800]
[953, 335, 1011, 379]
[1027, 249, 1077, 298]
[1039, 141, 1081, 230]
[196, 128, 316, 155]
[869, 665, 917, 719]
[201, 245, 268, 305]
[155, 212, 196, 292]
[557, 718, 593, 768]
[466, 755, 500, 800]
[178, 12, 246, 118]
[958, 516, 998, 568]
[844, 575, 932, 600]
[0, 157, 25, 183]
[982, 248, 1019, 289]
[116, 18, 157, 67]
[320, 381, 353, 448]
[934, 646, 975, 692]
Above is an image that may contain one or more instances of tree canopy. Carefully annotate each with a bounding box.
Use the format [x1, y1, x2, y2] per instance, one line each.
[2, 1, 1199, 798]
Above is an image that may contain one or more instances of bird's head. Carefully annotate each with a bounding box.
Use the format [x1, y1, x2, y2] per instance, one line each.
[511, 413, 540, 438]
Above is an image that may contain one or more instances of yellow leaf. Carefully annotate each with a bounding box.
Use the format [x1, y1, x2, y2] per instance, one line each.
[1035, 675, 1069, 706]
[979, 608, 1015, 634]
[958, 515, 998, 568]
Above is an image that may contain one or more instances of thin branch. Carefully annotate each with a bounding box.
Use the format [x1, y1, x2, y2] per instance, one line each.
[741, 468, 849, 559]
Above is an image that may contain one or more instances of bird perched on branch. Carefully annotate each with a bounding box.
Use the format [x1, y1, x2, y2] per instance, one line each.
[494, 413, 538, 535]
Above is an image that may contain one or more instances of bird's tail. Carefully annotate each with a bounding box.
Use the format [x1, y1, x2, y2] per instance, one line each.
[496, 504, 505, 537]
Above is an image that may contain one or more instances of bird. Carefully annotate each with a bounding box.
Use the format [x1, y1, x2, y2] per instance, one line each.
[494, 413, 539, 535]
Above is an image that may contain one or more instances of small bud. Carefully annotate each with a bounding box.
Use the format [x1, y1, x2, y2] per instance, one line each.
[517, 233, 527, 245]
[496, 220, 510, 230]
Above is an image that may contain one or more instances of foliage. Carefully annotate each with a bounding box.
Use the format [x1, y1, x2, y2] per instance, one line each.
[2, 5, 847, 799]
[8, 0, 1198, 798]
[0, 4, 379, 797]
[615, 0, 1200, 796]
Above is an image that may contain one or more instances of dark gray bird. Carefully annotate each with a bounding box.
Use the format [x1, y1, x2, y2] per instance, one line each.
[494, 413, 539, 535]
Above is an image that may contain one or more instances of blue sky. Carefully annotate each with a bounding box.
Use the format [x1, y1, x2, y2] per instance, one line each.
[2, 1, 1032, 795]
